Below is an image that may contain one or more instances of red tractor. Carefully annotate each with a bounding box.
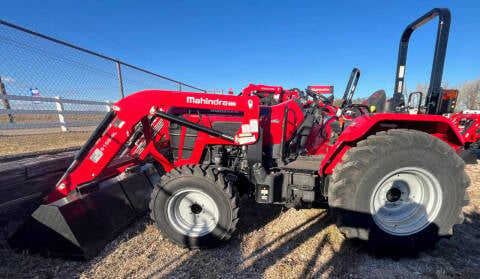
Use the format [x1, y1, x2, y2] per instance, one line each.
[304, 85, 336, 114]
[450, 112, 480, 151]
[305, 67, 361, 117]
[241, 83, 301, 105]
[9, 8, 475, 259]
[242, 68, 360, 117]
[406, 89, 480, 155]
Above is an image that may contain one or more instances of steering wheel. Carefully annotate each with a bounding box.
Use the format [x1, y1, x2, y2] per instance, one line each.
[305, 88, 332, 105]
[344, 103, 370, 116]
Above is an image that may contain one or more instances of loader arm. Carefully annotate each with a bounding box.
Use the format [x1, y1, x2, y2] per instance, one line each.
[47, 90, 260, 203]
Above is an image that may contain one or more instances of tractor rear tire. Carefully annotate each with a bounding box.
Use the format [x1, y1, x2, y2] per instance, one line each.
[149, 165, 239, 248]
[328, 129, 470, 254]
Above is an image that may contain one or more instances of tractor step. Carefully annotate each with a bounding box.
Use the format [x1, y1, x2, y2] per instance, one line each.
[8, 164, 159, 260]
[282, 155, 324, 173]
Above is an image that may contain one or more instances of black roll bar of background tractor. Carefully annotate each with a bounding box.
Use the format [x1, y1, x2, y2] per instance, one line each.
[392, 8, 451, 114]
[341, 68, 361, 108]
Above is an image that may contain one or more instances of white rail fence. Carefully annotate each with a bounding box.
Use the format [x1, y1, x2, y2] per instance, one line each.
[0, 94, 110, 134]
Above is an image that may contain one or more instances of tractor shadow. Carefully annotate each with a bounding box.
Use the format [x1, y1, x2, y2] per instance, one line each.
[149, 200, 480, 279]
[2, 198, 478, 278]
[151, 199, 343, 278]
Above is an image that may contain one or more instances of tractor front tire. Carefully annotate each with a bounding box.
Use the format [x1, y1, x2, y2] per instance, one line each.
[329, 129, 470, 254]
[150, 165, 239, 248]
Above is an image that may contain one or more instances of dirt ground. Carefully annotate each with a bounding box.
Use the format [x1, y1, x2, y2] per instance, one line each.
[0, 162, 479, 279]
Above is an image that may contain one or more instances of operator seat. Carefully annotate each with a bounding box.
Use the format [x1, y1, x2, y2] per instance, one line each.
[365, 90, 387, 113]
[269, 99, 314, 156]
[287, 112, 314, 155]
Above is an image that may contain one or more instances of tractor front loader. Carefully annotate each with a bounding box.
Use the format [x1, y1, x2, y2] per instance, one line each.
[8, 7, 474, 259]
[8, 92, 260, 259]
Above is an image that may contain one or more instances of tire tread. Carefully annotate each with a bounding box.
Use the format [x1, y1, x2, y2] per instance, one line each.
[149, 164, 239, 248]
[329, 129, 470, 250]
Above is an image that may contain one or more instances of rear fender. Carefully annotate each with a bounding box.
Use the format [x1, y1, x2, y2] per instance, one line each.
[320, 113, 464, 175]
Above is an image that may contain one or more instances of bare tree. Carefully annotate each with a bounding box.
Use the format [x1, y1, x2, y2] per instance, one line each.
[333, 99, 343, 107]
[402, 82, 409, 102]
[409, 82, 428, 109]
[412, 81, 465, 111]
[457, 78, 480, 111]
[352, 97, 367, 104]
[415, 82, 428, 94]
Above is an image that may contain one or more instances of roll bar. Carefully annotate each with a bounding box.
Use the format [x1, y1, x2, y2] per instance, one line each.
[391, 8, 451, 114]
[341, 68, 361, 108]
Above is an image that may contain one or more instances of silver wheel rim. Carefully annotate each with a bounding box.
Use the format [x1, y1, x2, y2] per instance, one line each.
[167, 189, 220, 237]
[370, 167, 442, 236]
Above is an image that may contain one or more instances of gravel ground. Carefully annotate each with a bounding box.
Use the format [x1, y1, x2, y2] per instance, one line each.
[1, 161, 479, 279]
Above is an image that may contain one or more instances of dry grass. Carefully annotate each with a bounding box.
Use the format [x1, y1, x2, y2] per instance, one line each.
[0, 114, 104, 124]
[0, 162, 479, 279]
[0, 132, 91, 156]
[0, 113, 103, 157]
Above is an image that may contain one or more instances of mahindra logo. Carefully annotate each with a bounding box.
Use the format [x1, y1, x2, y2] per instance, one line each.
[186, 96, 236, 107]
[313, 88, 329, 92]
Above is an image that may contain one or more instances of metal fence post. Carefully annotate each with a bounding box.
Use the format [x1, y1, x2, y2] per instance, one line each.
[116, 61, 125, 99]
[55, 96, 68, 132]
[178, 83, 182, 92]
[0, 76, 15, 123]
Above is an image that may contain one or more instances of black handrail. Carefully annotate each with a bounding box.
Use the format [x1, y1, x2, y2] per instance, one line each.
[407, 91, 424, 112]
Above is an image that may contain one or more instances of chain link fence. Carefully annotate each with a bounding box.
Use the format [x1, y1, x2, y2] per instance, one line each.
[0, 20, 205, 157]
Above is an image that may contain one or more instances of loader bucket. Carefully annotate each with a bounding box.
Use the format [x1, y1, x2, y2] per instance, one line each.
[8, 163, 159, 260]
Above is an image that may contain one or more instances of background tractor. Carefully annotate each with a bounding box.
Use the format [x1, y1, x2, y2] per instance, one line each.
[240, 83, 302, 105]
